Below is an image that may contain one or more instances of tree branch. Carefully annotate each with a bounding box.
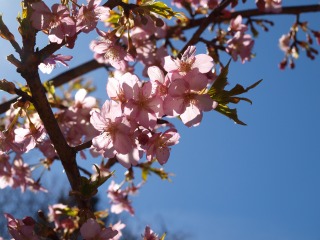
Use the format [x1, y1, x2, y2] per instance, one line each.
[0, 59, 106, 115]
[178, 0, 234, 54]
[170, 4, 320, 37]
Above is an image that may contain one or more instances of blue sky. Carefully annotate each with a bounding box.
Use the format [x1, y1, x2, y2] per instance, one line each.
[0, 1, 320, 239]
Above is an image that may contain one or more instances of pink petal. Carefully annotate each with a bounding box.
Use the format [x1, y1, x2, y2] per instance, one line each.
[148, 66, 165, 83]
[193, 54, 214, 73]
[163, 56, 179, 72]
[180, 104, 203, 127]
[156, 147, 170, 165]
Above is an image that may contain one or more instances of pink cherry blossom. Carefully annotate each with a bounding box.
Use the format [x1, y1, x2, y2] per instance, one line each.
[107, 72, 139, 105]
[80, 218, 118, 240]
[228, 15, 248, 33]
[90, 100, 134, 158]
[90, 30, 134, 70]
[5, 214, 39, 240]
[148, 66, 171, 98]
[76, 0, 110, 33]
[142, 226, 159, 240]
[0, 151, 14, 189]
[123, 76, 164, 129]
[279, 34, 291, 53]
[107, 181, 135, 215]
[31, 2, 76, 43]
[164, 70, 217, 127]
[226, 31, 254, 63]
[38, 54, 73, 74]
[256, 0, 282, 13]
[14, 123, 46, 153]
[146, 128, 180, 165]
[164, 46, 214, 75]
[111, 221, 126, 240]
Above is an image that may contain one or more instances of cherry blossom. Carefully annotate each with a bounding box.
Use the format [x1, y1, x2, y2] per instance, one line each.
[279, 34, 291, 53]
[80, 218, 118, 240]
[164, 69, 217, 127]
[4, 214, 39, 240]
[90, 100, 134, 159]
[90, 30, 134, 70]
[164, 46, 214, 75]
[228, 15, 248, 33]
[142, 226, 159, 240]
[38, 54, 73, 74]
[76, 0, 110, 33]
[146, 128, 180, 164]
[31, 2, 76, 43]
[111, 221, 126, 240]
[122, 76, 164, 129]
[256, 0, 282, 13]
[107, 181, 135, 215]
[226, 31, 254, 63]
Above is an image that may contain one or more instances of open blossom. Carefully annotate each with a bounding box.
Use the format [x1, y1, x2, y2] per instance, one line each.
[14, 123, 46, 153]
[0, 151, 14, 189]
[80, 218, 118, 240]
[122, 75, 164, 129]
[148, 66, 171, 99]
[76, 0, 110, 33]
[90, 29, 134, 70]
[107, 72, 139, 105]
[31, 2, 76, 43]
[146, 128, 180, 165]
[111, 221, 126, 240]
[279, 34, 291, 52]
[142, 226, 159, 240]
[90, 100, 134, 159]
[164, 70, 217, 127]
[39, 54, 73, 74]
[228, 15, 248, 33]
[164, 46, 214, 75]
[256, 0, 282, 13]
[5, 214, 39, 240]
[107, 181, 135, 215]
[226, 31, 254, 63]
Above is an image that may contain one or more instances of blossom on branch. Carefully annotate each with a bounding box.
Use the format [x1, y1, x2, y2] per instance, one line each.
[38, 54, 73, 74]
[256, 0, 282, 13]
[31, 2, 76, 43]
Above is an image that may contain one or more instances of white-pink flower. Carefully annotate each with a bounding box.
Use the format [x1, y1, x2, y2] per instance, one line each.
[228, 15, 248, 33]
[146, 128, 180, 165]
[226, 31, 254, 63]
[256, 0, 282, 13]
[164, 46, 214, 75]
[76, 0, 110, 33]
[38, 54, 73, 74]
[90, 100, 134, 159]
[80, 218, 118, 240]
[279, 34, 291, 53]
[122, 74, 164, 129]
[31, 2, 76, 43]
[90, 30, 134, 70]
[164, 70, 217, 127]
[107, 181, 135, 215]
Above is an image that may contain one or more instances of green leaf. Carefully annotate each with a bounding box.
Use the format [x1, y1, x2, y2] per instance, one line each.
[215, 104, 247, 126]
[140, 1, 186, 20]
[208, 59, 231, 96]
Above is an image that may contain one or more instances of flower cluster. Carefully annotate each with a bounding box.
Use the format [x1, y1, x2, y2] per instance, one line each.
[226, 15, 254, 63]
[90, 46, 216, 168]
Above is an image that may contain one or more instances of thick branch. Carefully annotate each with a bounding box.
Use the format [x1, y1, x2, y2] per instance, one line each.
[179, 0, 233, 54]
[171, 4, 320, 35]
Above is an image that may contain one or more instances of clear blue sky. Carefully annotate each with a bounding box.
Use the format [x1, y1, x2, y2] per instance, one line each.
[0, 1, 320, 239]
